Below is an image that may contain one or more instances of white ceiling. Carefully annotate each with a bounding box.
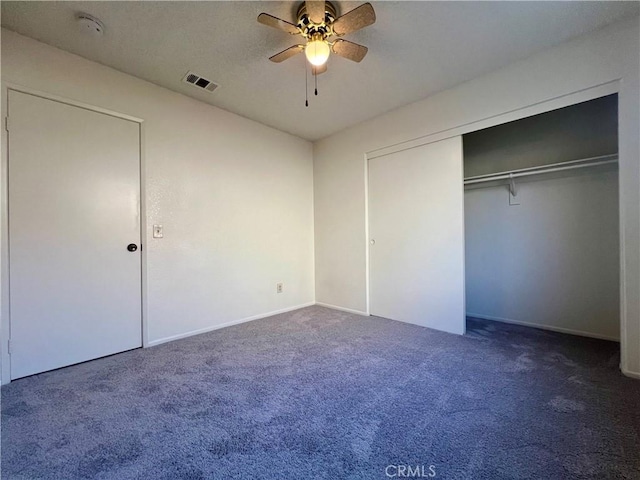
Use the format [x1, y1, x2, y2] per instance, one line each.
[2, 1, 638, 141]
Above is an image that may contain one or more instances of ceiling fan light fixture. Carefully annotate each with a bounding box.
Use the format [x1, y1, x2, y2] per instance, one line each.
[305, 37, 331, 66]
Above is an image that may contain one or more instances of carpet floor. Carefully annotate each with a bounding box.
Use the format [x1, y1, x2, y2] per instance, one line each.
[2, 306, 640, 479]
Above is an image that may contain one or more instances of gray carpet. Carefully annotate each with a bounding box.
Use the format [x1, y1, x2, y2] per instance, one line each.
[2, 306, 639, 479]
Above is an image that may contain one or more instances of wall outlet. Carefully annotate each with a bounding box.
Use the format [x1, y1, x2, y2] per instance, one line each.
[276, 283, 283, 293]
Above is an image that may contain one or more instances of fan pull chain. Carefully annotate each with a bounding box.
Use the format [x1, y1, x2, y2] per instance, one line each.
[315, 68, 318, 96]
[305, 60, 309, 107]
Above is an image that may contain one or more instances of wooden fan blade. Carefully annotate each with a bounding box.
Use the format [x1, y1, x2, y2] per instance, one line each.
[331, 39, 368, 62]
[269, 45, 305, 63]
[257, 13, 300, 35]
[332, 3, 376, 36]
[306, 1, 326, 24]
[312, 63, 327, 75]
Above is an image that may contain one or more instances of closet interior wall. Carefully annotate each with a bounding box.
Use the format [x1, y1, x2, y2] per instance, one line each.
[463, 95, 620, 340]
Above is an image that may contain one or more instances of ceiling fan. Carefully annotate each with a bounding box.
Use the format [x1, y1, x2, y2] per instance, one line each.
[258, 1, 376, 75]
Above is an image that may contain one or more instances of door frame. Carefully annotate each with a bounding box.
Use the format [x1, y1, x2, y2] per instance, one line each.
[1, 83, 148, 384]
[364, 81, 623, 344]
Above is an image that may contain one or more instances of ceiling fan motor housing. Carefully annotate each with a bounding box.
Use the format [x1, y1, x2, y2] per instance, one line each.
[296, 1, 338, 38]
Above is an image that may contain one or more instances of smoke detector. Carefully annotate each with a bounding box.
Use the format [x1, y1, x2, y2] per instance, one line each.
[76, 13, 105, 37]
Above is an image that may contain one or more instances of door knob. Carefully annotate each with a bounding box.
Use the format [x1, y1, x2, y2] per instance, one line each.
[127, 244, 138, 252]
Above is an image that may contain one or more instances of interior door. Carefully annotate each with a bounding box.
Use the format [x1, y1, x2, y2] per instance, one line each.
[8, 90, 142, 379]
[368, 136, 465, 335]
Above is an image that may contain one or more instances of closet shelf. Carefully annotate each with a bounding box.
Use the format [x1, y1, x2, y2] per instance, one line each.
[463, 153, 618, 186]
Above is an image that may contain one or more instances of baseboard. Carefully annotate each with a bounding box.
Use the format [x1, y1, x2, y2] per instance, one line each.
[147, 302, 316, 347]
[315, 302, 369, 316]
[621, 367, 640, 380]
[466, 312, 620, 342]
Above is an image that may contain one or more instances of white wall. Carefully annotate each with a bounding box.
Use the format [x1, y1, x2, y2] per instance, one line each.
[465, 168, 619, 340]
[1, 29, 315, 382]
[313, 17, 640, 377]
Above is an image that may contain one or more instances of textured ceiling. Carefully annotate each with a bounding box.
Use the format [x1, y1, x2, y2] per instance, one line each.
[2, 1, 638, 141]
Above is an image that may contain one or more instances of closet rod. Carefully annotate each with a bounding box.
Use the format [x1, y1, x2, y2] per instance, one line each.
[463, 153, 618, 185]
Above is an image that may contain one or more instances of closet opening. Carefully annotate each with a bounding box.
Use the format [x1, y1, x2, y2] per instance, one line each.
[463, 94, 620, 345]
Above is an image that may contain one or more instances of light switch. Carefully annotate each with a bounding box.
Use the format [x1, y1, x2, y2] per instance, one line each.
[153, 225, 163, 238]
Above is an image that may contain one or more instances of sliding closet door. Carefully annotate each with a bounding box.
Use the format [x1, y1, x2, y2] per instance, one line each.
[368, 136, 465, 335]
